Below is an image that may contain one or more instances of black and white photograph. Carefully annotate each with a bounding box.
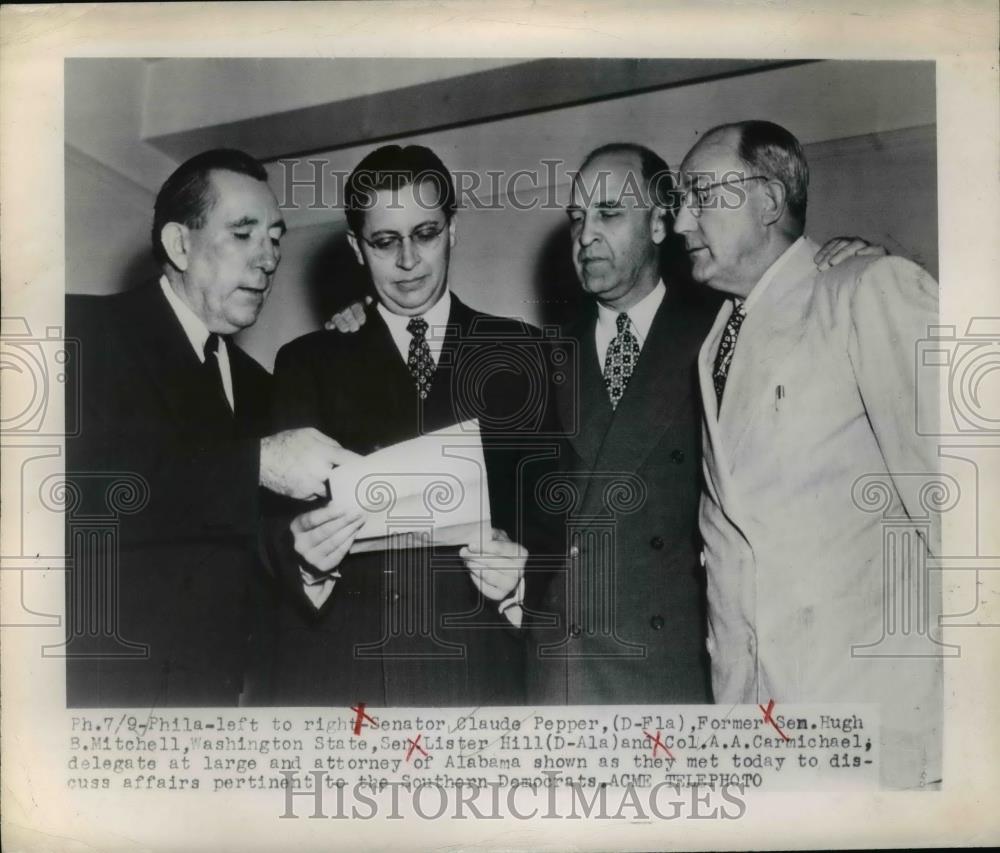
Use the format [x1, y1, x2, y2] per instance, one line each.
[2, 2, 998, 851]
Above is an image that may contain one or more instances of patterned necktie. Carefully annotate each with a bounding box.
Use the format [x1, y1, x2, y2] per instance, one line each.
[712, 300, 747, 407]
[203, 333, 232, 414]
[603, 312, 641, 410]
[406, 316, 435, 400]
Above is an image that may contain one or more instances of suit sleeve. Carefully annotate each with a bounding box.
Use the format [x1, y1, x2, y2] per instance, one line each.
[68, 307, 262, 547]
[264, 341, 335, 617]
[847, 256, 940, 551]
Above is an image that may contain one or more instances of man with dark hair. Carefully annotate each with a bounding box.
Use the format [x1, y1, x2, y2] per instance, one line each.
[66, 148, 357, 706]
[343, 143, 458, 235]
[675, 121, 941, 788]
[265, 143, 550, 706]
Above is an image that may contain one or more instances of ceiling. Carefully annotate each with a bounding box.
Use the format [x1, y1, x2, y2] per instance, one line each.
[139, 58, 801, 163]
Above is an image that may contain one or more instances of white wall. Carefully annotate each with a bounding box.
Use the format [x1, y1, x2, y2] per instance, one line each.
[65, 146, 158, 295]
[237, 123, 937, 370]
[64, 60, 939, 370]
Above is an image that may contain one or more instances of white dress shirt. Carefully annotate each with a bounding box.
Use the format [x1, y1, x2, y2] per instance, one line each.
[159, 276, 234, 411]
[595, 279, 666, 372]
[377, 289, 452, 366]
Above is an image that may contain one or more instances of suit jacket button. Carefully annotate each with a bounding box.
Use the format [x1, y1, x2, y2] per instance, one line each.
[670, 449, 685, 464]
[569, 624, 582, 639]
[650, 536, 664, 550]
[569, 545, 580, 559]
[650, 615, 665, 630]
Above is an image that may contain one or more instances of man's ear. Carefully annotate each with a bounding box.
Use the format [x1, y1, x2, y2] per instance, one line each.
[759, 179, 787, 227]
[649, 204, 668, 246]
[160, 222, 190, 272]
[447, 217, 457, 249]
[346, 231, 366, 267]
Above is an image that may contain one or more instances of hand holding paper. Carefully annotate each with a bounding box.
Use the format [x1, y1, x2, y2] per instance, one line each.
[460, 528, 527, 602]
[327, 420, 493, 553]
[291, 502, 366, 573]
[261, 427, 363, 500]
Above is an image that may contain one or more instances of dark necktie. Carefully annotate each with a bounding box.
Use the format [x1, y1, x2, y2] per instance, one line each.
[712, 300, 747, 408]
[603, 312, 641, 410]
[203, 333, 232, 414]
[406, 316, 435, 400]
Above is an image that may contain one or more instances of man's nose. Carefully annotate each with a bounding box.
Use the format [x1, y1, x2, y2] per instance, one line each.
[577, 214, 600, 247]
[396, 236, 419, 270]
[257, 238, 279, 273]
[673, 200, 696, 234]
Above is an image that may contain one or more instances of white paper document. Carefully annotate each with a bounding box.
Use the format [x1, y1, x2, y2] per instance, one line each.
[327, 419, 493, 553]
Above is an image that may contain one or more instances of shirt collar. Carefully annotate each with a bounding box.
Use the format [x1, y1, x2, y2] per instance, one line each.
[377, 289, 452, 338]
[159, 275, 212, 361]
[596, 279, 666, 346]
[742, 236, 807, 313]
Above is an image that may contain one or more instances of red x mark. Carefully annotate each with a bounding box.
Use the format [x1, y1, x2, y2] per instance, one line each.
[405, 734, 429, 762]
[643, 729, 675, 760]
[758, 699, 790, 742]
[351, 702, 377, 736]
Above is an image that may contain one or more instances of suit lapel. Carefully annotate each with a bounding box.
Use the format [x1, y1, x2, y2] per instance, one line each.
[120, 283, 233, 433]
[718, 238, 819, 462]
[358, 308, 421, 441]
[589, 289, 698, 477]
[559, 309, 614, 471]
[422, 295, 470, 430]
[229, 344, 269, 435]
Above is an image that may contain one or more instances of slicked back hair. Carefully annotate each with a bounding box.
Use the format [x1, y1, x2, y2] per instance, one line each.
[345, 144, 457, 235]
[152, 148, 269, 267]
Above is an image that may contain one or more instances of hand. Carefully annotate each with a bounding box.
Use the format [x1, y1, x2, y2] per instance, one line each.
[459, 528, 527, 602]
[291, 502, 365, 574]
[324, 296, 373, 333]
[260, 428, 361, 500]
[814, 236, 888, 271]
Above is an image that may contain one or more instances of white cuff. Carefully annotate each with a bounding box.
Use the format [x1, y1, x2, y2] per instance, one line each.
[300, 566, 340, 609]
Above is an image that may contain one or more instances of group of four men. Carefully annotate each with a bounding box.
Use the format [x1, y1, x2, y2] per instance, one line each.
[68, 119, 940, 789]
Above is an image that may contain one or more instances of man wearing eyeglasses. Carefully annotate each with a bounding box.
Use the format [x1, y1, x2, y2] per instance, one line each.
[674, 121, 941, 788]
[522, 143, 877, 706]
[264, 144, 547, 705]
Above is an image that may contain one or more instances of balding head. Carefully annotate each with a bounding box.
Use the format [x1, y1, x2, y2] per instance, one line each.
[673, 121, 808, 297]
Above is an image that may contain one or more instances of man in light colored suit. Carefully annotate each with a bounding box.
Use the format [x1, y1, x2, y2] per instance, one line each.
[674, 120, 942, 788]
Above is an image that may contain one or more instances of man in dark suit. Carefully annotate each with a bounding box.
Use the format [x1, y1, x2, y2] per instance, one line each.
[523, 143, 720, 704]
[66, 149, 356, 707]
[267, 144, 549, 706]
